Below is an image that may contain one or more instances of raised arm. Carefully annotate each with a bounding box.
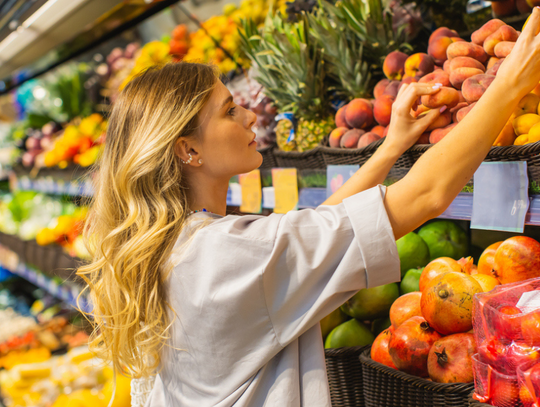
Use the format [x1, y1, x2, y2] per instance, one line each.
[386, 8, 540, 239]
[323, 85, 443, 206]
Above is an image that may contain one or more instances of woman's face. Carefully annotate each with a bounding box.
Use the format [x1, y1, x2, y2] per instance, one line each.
[192, 80, 261, 179]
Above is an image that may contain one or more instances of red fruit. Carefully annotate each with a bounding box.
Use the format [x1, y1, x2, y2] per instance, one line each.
[421, 272, 482, 335]
[492, 377, 521, 407]
[494, 237, 540, 284]
[507, 342, 540, 372]
[389, 292, 422, 329]
[345, 99, 373, 129]
[374, 79, 390, 99]
[169, 39, 189, 56]
[427, 333, 476, 383]
[172, 24, 188, 40]
[522, 310, 540, 346]
[335, 105, 350, 129]
[419, 257, 462, 292]
[477, 242, 503, 277]
[520, 383, 535, 407]
[478, 337, 509, 373]
[492, 305, 523, 342]
[371, 327, 397, 369]
[388, 316, 442, 377]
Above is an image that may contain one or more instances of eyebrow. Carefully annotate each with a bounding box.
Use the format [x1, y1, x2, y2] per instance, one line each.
[220, 95, 233, 110]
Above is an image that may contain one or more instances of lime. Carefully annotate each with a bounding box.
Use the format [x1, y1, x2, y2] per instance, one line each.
[418, 220, 468, 261]
[320, 307, 350, 339]
[371, 316, 392, 337]
[400, 268, 423, 295]
[341, 283, 400, 321]
[324, 319, 375, 349]
[396, 232, 430, 277]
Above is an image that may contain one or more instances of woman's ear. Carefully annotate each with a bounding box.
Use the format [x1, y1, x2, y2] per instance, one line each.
[175, 138, 202, 166]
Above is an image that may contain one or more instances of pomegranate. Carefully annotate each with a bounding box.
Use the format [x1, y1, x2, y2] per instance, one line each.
[388, 316, 442, 377]
[371, 327, 396, 369]
[478, 337, 511, 374]
[471, 274, 500, 292]
[491, 305, 522, 342]
[421, 272, 482, 335]
[457, 256, 475, 274]
[419, 257, 462, 292]
[389, 292, 422, 329]
[477, 241, 503, 276]
[493, 236, 540, 284]
[507, 342, 540, 373]
[427, 333, 476, 383]
[492, 377, 521, 407]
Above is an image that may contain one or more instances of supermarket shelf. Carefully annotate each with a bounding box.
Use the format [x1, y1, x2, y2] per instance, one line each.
[16, 174, 93, 197]
[0, 245, 91, 313]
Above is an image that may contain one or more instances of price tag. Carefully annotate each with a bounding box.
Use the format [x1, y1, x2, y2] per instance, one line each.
[471, 161, 529, 233]
[239, 169, 262, 214]
[272, 168, 298, 214]
[298, 188, 327, 208]
[517, 290, 540, 313]
[262, 187, 275, 209]
[326, 165, 359, 198]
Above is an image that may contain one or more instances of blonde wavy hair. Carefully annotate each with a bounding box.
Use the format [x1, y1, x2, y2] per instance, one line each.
[78, 62, 219, 378]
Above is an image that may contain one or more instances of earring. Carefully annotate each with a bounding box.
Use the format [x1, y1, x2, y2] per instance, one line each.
[181, 153, 193, 165]
[198, 159, 203, 165]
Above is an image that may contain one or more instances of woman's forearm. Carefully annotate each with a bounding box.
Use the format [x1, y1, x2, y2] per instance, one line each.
[322, 142, 402, 206]
[385, 80, 520, 239]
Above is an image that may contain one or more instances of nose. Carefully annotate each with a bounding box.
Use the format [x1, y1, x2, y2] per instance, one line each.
[245, 108, 257, 129]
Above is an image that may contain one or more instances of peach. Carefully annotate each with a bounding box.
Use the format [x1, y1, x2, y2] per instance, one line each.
[345, 98, 373, 129]
[486, 57, 500, 70]
[457, 91, 467, 105]
[430, 123, 458, 144]
[335, 105, 349, 129]
[513, 113, 540, 135]
[402, 75, 420, 84]
[383, 81, 401, 98]
[428, 37, 463, 64]
[449, 56, 485, 72]
[484, 25, 519, 56]
[486, 59, 504, 76]
[447, 42, 488, 63]
[471, 19, 506, 45]
[494, 120, 517, 146]
[429, 27, 460, 45]
[426, 111, 452, 131]
[357, 132, 381, 148]
[416, 132, 431, 144]
[383, 51, 408, 80]
[419, 71, 451, 87]
[491, 0, 517, 17]
[462, 74, 496, 103]
[371, 125, 386, 137]
[443, 60, 451, 74]
[374, 95, 394, 127]
[329, 127, 349, 148]
[517, 0, 532, 13]
[514, 134, 529, 145]
[374, 79, 390, 99]
[456, 102, 476, 122]
[411, 104, 430, 118]
[514, 93, 540, 118]
[404, 53, 435, 78]
[421, 87, 461, 109]
[450, 101, 468, 114]
[450, 67, 485, 90]
[494, 41, 515, 58]
[340, 129, 365, 148]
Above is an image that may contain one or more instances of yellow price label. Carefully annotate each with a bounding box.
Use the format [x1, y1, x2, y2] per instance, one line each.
[240, 169, 262, 214]
[272, 168, 298, 214]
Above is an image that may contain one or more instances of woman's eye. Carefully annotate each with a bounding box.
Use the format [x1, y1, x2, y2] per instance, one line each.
[227, 106, 236, 116]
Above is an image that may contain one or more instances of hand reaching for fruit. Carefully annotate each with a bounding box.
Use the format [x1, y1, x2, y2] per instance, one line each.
[496, 7, 540, 101]
[383, 82, 444, 155]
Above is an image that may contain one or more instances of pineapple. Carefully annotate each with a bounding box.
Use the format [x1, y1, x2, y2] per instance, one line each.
[240, 14, 333, 152]
[296, 116, 335, 152]
[276, 119, 296, 151]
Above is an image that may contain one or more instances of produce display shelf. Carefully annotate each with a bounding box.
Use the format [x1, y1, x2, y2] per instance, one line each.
[0, 251, 91, 313]
[16, 175, 93, 197]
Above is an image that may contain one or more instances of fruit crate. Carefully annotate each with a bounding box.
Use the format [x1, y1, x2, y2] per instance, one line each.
[325, 346, 368, 407]
[359, 347, 475, 407]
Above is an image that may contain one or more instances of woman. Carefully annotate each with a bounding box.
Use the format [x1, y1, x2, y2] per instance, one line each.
[79, 9, 540, 406]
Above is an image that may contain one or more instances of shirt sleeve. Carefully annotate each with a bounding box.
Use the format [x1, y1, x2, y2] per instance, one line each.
[262, 185, 400, 346]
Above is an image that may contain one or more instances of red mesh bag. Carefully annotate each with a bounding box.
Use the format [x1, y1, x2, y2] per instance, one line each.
[472, 277, 540, 406]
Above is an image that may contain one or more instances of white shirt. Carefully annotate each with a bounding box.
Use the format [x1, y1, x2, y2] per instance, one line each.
[143, 185, 400, 406]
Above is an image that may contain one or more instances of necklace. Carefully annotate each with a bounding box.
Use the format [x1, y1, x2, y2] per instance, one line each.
[188, 208, 215, 216]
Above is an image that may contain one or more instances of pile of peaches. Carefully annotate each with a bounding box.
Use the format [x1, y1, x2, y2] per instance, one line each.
[329, 17, 540, 149]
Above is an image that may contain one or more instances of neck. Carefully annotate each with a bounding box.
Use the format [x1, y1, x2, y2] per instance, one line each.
[187, 171, 229, 216]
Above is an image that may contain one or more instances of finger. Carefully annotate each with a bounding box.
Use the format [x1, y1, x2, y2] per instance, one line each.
[396, 83, 408, 99]
[395, 83, 442, 115]
[415, 108, 442, 133]
[522, 7, 540, 39]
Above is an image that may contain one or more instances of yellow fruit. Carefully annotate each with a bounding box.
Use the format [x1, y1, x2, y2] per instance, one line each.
[513, 113, 540, 135]
[102, 372, 131, 407]
[471, 274, 500, 292]
[514, 134, 529, 145]
[529, 122, 540, 143]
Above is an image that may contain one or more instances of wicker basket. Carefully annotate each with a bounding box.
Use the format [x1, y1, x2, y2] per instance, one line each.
[359, 347, 474, 407]
[273, 147, 326, 169]
[0, 232, 27, 262]
[325, 346, 368, 407]
[258, 145, 278, 169]
[321, 139, 385, 167]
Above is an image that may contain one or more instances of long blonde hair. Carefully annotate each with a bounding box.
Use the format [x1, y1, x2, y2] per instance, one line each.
[78, 62, 219, 378]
